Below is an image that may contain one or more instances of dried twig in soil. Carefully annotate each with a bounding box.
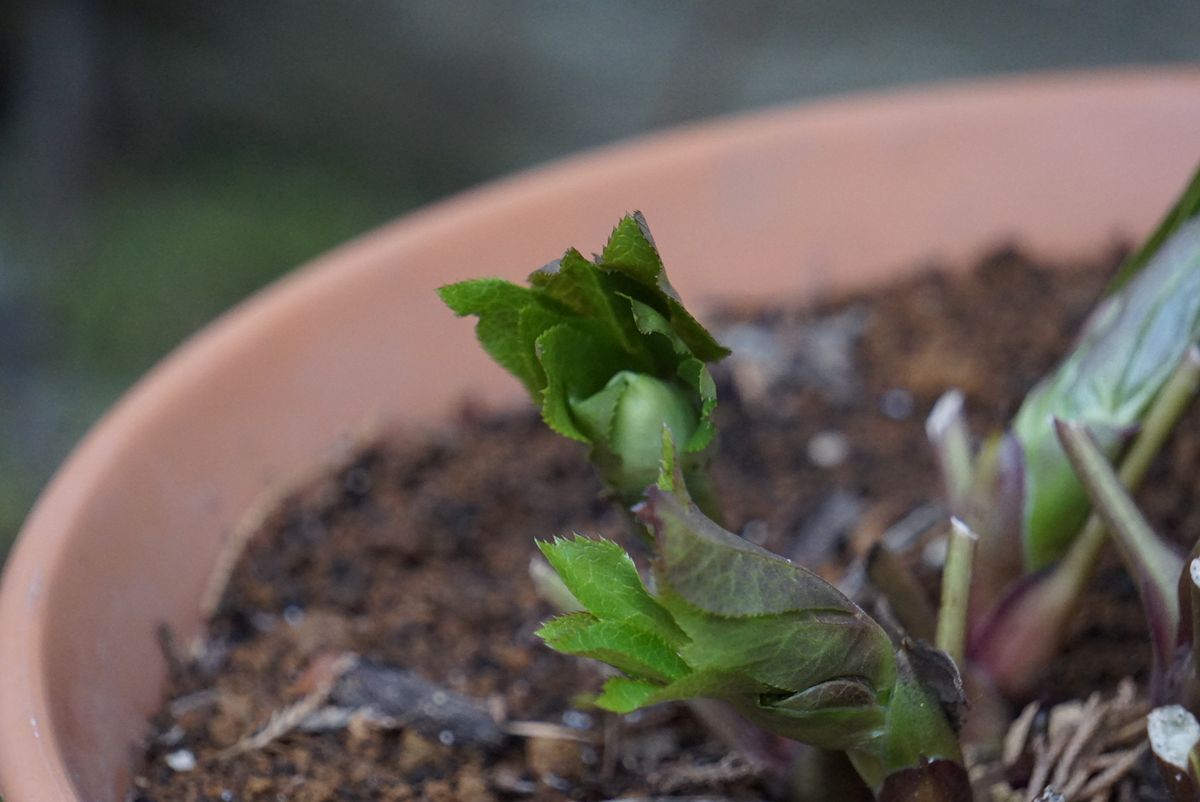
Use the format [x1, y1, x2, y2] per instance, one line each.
[982, 680, 1149, 802]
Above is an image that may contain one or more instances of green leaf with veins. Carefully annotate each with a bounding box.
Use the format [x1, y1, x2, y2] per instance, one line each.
[537, 613, 690, 682]
[536, 470, 963, 789]
[1013, 217, 1200, 568]
[439, 212, 728, 510]
[537, 537, 685, 645]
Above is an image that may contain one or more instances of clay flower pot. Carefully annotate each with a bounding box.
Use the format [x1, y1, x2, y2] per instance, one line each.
[2, 69, 1200, 801]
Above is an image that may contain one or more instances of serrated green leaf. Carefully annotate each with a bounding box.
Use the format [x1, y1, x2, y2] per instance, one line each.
[675, 356, 718, 452]
[637, 480, 898, 705]
[439, 279, 547, 395]
[536, 611, 598, 642]
[530, 249, 644, 357]
[595, 665, 778, 714]
[595, 676, 660, 713]
[656, 426, 685, 494]
[600, 213, 665, 285]
[599, 213, 728, 363]
[751, 678, 888, 751]
[651, 666, 778, 701]
[536, 323, 631, 442]
[643, 486, 862, 618]
[661, 589, 893, 694]
[537, 537, 685, 645]
[625, 294, 683, 360]
[539, 615, 689, 682]
[539, 491, 961, 788]
[439, 213, 729, 507]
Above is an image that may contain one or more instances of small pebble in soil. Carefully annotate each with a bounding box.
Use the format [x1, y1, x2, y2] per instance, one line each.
[526, 736, 586, 782]
[282, 604, 305, 626]
[806, 430, 850, 468]
[922, 534, 948, 568]
[561, 709, 592, 730]
[155, 724, 185, 746]
[879, 387, 915, 420]
[249, 611, 276, 633]
[164, 749, 196, 772]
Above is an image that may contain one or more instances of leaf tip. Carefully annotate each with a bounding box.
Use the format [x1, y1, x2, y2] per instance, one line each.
[925, 389, 965, 443]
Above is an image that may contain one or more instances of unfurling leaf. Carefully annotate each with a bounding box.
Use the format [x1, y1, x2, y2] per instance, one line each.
[440, 212, 728, 511]
[969, 348, 1200, 699]
[537, 479, 963, 792]
[1012, 217, 1200, 569]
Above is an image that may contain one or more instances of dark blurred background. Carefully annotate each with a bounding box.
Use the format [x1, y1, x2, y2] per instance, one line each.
[2, 0, 1199, 556]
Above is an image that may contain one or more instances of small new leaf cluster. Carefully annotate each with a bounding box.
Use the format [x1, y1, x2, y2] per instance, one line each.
[444, 213, 970, 798]
[439, 213, 729, 509]
[537, 450, 963, 792]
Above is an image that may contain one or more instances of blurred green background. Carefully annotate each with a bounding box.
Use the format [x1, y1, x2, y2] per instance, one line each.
[2, 0, 1199, 559]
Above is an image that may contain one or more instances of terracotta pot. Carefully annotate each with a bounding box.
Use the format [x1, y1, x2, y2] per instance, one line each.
[3, 68, 1200, 801]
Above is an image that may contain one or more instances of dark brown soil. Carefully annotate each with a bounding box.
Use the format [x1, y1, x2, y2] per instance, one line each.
[130, 246, 1200, 802]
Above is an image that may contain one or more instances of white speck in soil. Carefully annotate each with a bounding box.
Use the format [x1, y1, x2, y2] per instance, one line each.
[164, 749, 196, 772]
[155, 724, 185, 746]
[544, 774, 572, 792]
[283, 604, 305, 626]
[438, 729, 456, 746]
[807, 430, 849, 468]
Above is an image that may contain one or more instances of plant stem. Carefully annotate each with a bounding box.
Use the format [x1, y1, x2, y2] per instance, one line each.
[926, 390, 972, 514]
[936, 518, 978, 666]
[1050, 346, 1200, 606]
[1055, 418, 1183, 692]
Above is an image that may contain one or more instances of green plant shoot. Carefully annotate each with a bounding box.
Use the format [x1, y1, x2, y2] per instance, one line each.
[537, 437, 966, 797]
[932, 167, 1200, 575]
[439, 213, 729, 515]
[929, 166, 1200, 698]
[1013, 216, 1200, 568]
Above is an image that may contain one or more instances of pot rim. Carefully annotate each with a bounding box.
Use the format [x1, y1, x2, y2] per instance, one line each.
[3, 66, 1200, 801]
